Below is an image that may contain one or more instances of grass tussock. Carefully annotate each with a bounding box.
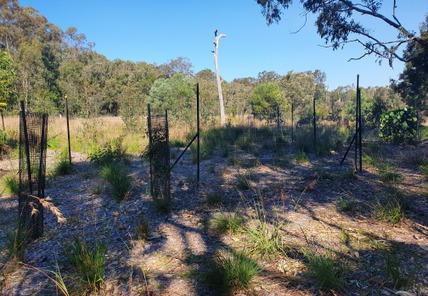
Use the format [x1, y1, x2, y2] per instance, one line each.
[204, 249, 260, 295]
[65, 237, 106, 292]
[100, 163, 132, 201]
[210, 213, 243, 234]
[302, 248, 345, 291]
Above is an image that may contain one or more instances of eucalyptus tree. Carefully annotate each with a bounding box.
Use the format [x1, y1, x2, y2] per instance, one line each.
[157, 57, 194, 78]
[256, 0, 428, 66]
[148, 73, 196, 124]
[392, 15, 428, 118]
[225, 78, 255, 120]
[257, 70, 281, 83]
[0, 49, 16, 111]
[250, 82, 283, 123]
[194, 69, 219, 125]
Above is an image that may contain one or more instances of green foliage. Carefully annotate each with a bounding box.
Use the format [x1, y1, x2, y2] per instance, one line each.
[295, 125, 348, 156]
[294, 150, 309, 163]
[204, 249, 260, 295]
[420, 163, 428, 179]
[379, 108, 418, 144]
[53, 149, 73, 176]
[65, 237, 106, 292]
[147, 72, 196, 123]
[393, 15, 428, 117]
[378, 163, 401, 183]
[336, 197, 355, 213]
[302, 249, 345, 291]
[245, 200, 286, 257]
[0, 50, 17, 109]
[2, 175, 20, 196]
[374, 196, 404, 224]
[88, 137, 128, 166]
[250, 82, 283, 121]
[206, 191, 224, 207]
[0, 129, 18, 159]
[210, 213, 243, 234]
[2, 228, 27, 261]
[100, 163, 132, 201]
[236, 171, 256, 190]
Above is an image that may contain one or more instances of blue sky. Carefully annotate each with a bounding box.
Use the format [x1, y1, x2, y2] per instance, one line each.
[20, 0, 428, 90]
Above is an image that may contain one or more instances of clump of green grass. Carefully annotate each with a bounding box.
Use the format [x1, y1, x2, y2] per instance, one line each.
[47, 134, 62, 150]
[339, 229, 349, 246]
[374, 197, 404, 224]
[420, 163, 428, 179]
[2, 227, 28, 261]
[336, 197, 355, 213]
[89, 137, 128, 166]
[53, 158, 73, 176]
[383, 250, 413, 289]
[207, 191, 224, 207]
[228, 155, 241, 166]
[100, 163, 132, 201]
[245, 201, 286, 257]
[236, 172, 255, 190]
[204, 249, 260, 295]
[2, 175, 19, 196]
[53, 149, 73, 176]
[294, 150, 309, 163]
[210, 213, 243, 234]
[302, 248, 345, 291]
[135, 213, 149, 240]
[65, 237, 106, 292]
[378, 163, 401, 183]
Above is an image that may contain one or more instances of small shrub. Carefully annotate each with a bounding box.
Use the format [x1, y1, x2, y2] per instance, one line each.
[204, 249, 260, 295]
[100, 163, 132, 201]
[379, 108, 418, 144]
[302, 249, 345, 291]
[65, 237, 106, 292]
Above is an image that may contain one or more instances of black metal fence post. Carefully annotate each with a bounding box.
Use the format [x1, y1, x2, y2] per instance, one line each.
[197, 83, 200, 186]
[313, 95, 317, 151]
[65, 95, 72, 164]
[147, 104, 153, 197]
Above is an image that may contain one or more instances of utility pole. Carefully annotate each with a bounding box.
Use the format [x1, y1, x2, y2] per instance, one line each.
[213, 29, 226, 126]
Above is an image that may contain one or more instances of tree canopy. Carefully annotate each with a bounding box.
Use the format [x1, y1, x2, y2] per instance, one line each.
[256, 0, 428, 66]
[392, 15, 428, 117]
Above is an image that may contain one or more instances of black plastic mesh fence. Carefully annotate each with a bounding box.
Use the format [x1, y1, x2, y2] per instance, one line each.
[147, 106, 171, 208]
[18, 106, 48, 240]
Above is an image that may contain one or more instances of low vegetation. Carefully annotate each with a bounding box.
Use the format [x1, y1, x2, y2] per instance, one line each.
[1, 117, 427, 295]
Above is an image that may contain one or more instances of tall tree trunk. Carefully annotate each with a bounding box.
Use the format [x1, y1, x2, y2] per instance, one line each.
[213, 31, 226, 126]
